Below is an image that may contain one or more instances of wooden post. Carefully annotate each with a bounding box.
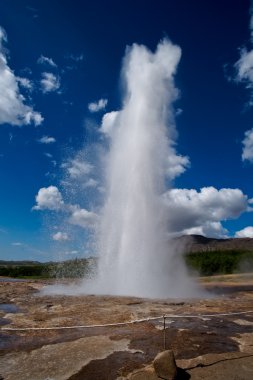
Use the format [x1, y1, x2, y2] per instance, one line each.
[163, 315, 166, 350]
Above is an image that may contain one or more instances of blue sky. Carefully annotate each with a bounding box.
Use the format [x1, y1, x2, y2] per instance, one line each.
[1, 0, 253, 261]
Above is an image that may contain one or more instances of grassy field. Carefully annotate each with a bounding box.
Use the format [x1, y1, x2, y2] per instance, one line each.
[0, 258, 92, 279]
[185, 249, 253, 276]
[1, 250, 253, 279]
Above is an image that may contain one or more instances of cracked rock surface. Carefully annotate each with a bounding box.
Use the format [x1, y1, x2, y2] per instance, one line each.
[0, 274, 253, 380]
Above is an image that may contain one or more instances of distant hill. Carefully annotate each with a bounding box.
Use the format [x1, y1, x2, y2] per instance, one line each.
[175, 235, 253, 253]
[0, 260, 43, 266]
[1, 239, 253, 277]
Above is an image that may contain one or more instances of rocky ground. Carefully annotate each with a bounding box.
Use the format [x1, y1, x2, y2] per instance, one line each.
[0, 274, 253, 379]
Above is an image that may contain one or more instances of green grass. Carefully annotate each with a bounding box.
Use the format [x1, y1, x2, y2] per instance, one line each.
[185, 250, 253, 276]
[1, 251, 253, 279]
[0, 258, 93, 279]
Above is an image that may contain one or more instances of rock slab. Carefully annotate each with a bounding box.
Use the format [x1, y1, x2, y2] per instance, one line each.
[153, 350, 177, 380]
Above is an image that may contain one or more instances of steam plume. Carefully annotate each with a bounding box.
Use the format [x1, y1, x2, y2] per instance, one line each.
[92, 40, 199, 298]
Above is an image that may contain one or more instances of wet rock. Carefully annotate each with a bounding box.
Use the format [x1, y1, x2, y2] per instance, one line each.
[128, 364, 158, 379]
[153, 350, 177, 380]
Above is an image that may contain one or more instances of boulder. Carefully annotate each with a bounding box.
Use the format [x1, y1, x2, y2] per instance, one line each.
[128, 364, 158, 379]
[153, 350, 177, 380]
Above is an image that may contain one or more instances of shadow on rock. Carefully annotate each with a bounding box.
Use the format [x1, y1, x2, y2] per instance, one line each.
[176, 367, 191, 379]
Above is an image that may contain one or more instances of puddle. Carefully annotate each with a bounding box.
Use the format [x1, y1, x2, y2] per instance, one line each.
[0, 303, 20, 313]
[0, 277, 27, 283]
[0, 333, 20, 351]
[0, 317, 10, 326]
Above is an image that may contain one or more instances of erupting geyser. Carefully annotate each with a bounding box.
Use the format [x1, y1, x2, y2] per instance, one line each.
[92, 39, 200, 298]
[43, 39, 202, 299]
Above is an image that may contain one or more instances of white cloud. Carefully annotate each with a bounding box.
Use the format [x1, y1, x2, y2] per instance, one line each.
[181, 222, 229, 239]
[100, 111, 119, 136]
[235, 48, 253, 87]
[234, 5, 253, 91]
[16, 76, 33, 91]
[37, 55, 57, 67]
[40, 72, 60, 93]
[88, 98, 108, 113]
[11, 242, 23, 246]
[242, 128, 253, 162]
[235, 226, 253, 238]
[64, 158, 93, 179]
[166, 150, 190, 180]
[52, 231, 70, 241]
[33, 186, 64, 210]
[0, 26, 43, 126]
[69, 207, 97, 228]
[232, 8, 253, 163]
[234, 7, 253, 103]
[163, 186, 250, 237]
[61, 154, 99, 190]
[33, 183, 98, 230]
[24, 111, 43, 126]
[38, 135, 56, 144]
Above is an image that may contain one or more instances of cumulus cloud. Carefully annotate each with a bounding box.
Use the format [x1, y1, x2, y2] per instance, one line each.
[100, 111, 120, 136]
[242, 127, 253, 162]
[69, 207, 97, 228]
[64, 158, 93, 179]
[37, 55, 57, 67]
[33, 184, 97, 230]
[16, 76, 33, 91]
[24, 111, 43, 126]
[0, 26, 43, 126]
[163, 186, 250, 238]
[235, 226, 253, 238]
[33, 186, 64, 210]
[38, 135, 56, 144]
[166, 150, 190, 180]
[181, 222, 229, 239]
[40, 72, 60, 93]
[88, 98, 108, 113]
[52, 231, 70, 241]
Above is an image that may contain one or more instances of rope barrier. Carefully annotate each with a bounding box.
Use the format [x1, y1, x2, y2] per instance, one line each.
[1, 310, 253, 331]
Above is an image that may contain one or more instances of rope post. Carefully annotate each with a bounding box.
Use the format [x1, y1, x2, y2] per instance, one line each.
[163, 315, 166, 350]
